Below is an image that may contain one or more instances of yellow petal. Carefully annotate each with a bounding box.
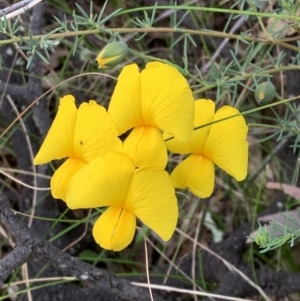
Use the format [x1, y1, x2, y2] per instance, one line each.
[108, 64, 143, 134]
[170, 154, 215, 198]
[73, 101, 122, 162]
[203, 106, 248, 181]
[141, 62, 194, 141]
[50, 158, 86, 201]
[123, 126, 168, 168]
[165, 99, 215, 154]
[93, 207, 136, 251]
[125, 167, 178, 241]
[34, 95, 77, 164]
[66, 152, 135, 209]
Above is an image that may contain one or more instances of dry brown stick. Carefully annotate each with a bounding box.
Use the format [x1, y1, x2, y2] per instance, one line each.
[0, 193, 165, 301]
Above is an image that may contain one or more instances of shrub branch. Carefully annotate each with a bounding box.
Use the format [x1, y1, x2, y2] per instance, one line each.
[0, 193, 165, 301]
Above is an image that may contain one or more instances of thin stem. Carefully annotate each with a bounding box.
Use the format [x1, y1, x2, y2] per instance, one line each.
[0, 27, 299, 52]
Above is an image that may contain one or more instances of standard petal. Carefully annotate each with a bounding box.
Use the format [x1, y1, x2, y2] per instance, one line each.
[50, 157, 86, 201]
[170, 154, 215, 198]
[165, 99, 215, 154]
[34, 95, 77, 164]
[125, 167, 178, 241]
[66, 152, 134, 209]
[92, 207, 136, 251]
[108, 64, 143, 134]
[203, 106, 248, 181]
[73, 101, 122, 162]
[141, 62, 194, 141]
[123, 126, 168, 168]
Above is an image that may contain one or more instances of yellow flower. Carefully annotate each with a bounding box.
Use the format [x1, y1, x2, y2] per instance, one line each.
[108, 62, 195, 168]
[165, 99, 248, 198]
[66, 152, 178, 251]
[96, 41, 129, 69]
[33, 95, 122, 201]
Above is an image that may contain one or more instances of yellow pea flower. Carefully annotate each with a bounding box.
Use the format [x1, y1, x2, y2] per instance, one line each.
[33, 95, 122, 201]
[165, 99, 248, 198]
[66, 152, 178, 251]
[108, 62, 195, 168]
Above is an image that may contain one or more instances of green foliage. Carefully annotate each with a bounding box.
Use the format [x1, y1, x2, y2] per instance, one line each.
[254, 210, 300, 253]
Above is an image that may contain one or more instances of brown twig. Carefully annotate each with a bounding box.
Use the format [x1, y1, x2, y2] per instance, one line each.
[0, 193, 165, 301]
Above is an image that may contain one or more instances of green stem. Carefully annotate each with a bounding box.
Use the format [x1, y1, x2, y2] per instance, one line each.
[0, 27, 299, 52]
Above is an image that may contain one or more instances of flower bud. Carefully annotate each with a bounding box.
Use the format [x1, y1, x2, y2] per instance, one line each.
[255, 82, 276, 105]
[96, 41, 129, 69]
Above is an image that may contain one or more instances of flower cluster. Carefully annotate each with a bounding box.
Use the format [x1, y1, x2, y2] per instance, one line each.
[34, 62, 248, 251]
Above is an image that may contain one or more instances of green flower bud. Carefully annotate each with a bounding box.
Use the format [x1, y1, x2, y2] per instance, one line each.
[255, 82, 276, 105]
[96, 41, 129, 69]
[254, 231, 268, 248]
